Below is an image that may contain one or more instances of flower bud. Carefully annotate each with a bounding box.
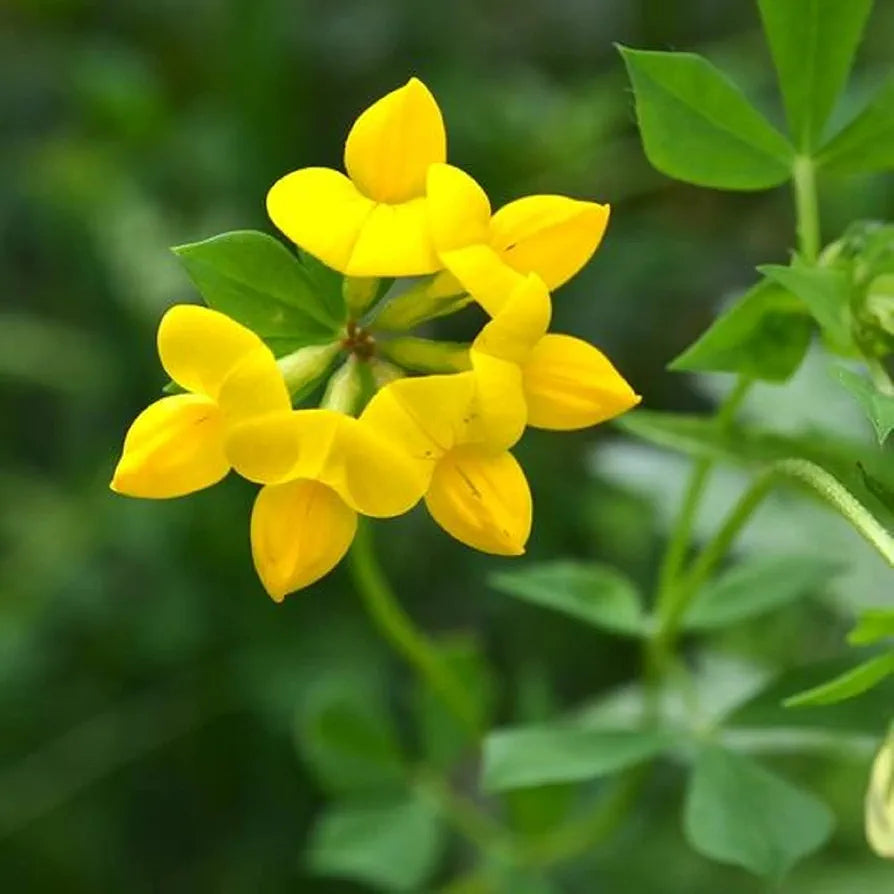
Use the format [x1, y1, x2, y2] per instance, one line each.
[370, 358, 405, 389]
[867, 729, 894, 859]
[382, 336, 471, 373]
[343, 276, 381, 317]
[277, 342, 340, 395]
[322, 357, 364, 415]
[373, 273, 471, 331]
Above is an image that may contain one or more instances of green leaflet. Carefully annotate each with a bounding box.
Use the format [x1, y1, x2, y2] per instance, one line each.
[819, 77, 894, 175]
[619, 47, 793, 190]
[759, 263, 854, 354]
[685, 745, 833, 879]
[669, 278, 811, 382]
[482, 724, 673, 791]
[836, 367, 894, 444]
[682, 555, 840, 631]
[489, 560, 649, 638]
[174, 230, 343, 344]
[757, 0, 874, 150]
[306, 794, 445, 892]
[784, 651, 894, 707]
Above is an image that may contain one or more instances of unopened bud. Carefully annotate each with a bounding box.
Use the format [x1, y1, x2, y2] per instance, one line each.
[277, 342, 341, 395]
[867, 729, 894, 859]
[382, 337, 471, 373]
[321, 357, 363, 415]
[343, 276, 381, 317]
[374, 272, 471, 331]
[370, 358, 405, 389]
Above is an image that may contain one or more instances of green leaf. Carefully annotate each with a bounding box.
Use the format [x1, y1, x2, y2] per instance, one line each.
[173, 230, 342, 343]
[489, 561, 648, 638]
[784, 651, 894, 707]
[759, 263, 854, 353]
[818, 78, 894, 174]
[295, 676, 405, 794]
[299, 248, 349, 323]
[684, 745, 834, 879]
[757, 0, 874, 150]
[413, 635, 495, 771]
[306, 794, 444, 892]
[727, 657, 894, 735]
[482, 725, 672, 791]
[618, 47, 793, 190]
[836, 367, 894, 444]
[669, 278, 811, 382]
[683, 555, 840, 631]
[849, 609, 894, 645]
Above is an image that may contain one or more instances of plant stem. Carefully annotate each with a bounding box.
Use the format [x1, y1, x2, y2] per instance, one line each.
[348, 521, 481, 736]
[793, 156, 821, 262]
[655, 377, 752, 618]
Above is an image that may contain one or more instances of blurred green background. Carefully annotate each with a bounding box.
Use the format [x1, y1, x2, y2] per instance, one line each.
[2, 0, 893, 890]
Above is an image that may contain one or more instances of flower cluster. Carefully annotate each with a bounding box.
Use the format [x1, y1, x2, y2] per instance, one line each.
[111, 78, 640, 601]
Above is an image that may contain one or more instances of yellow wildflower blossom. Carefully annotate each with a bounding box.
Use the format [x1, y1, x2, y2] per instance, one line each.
[426, 162, 611, 315]
[225, 408, 429, 599]
[360, 371, 532, 556]
[267, 78, 446, 277]
[110, 305, 290, 499]
[470, 273, 641, 431]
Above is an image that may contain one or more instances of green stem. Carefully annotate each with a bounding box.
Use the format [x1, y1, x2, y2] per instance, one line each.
[655, 377, 752, 618]
[659, 459, 894, 656]
[793, 156, 821, 262]
[348, 521, 481, 736]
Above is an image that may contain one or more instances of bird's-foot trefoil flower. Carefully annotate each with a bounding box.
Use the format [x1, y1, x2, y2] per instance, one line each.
[425, 162, 611, 316]
[360, 371, 532, 556]
[267, 78, 446, 278]
[469, 272, 641, 430]
[225, 407, 429, 600]
[111, 305, 290, 498]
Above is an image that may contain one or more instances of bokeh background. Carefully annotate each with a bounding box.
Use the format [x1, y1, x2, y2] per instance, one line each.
[3, 0, 894, 891]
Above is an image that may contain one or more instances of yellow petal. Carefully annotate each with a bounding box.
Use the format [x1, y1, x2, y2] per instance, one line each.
[867, 734, 894, 858]
[267, 167, 439, 277]
[426, 163, 491, 252]
[227, 409, 427, 516]
[439, 245, 525, 317]
[361, 372, 478, 466]
[346, 198, 440, 276]
[467, 353, 527, 451]
[425, 446, 531, 556]
[332, 422, 429, 517]
[216, 346, 291, 424]
[490, 196, 610, 290]
[157, 305, 264, 400]
[110, 395, 229, 499]
[522, 334, 640, 430]
[251, 480, 357, 601]
[267, 167, 375, 273]
[472, 273, 552, 363]
[344, 78, 446, 204]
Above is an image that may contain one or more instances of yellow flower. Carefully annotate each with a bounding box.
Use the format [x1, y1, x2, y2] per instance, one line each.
[426, 162, 611, 316]
[267, 78, 446, 277]
[225, 408, 429, 600]
[867, 731, 894, 859]
[470, 273, 641, 431]
[360, 371, 532, 557]
[110, 305, 290, 499]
